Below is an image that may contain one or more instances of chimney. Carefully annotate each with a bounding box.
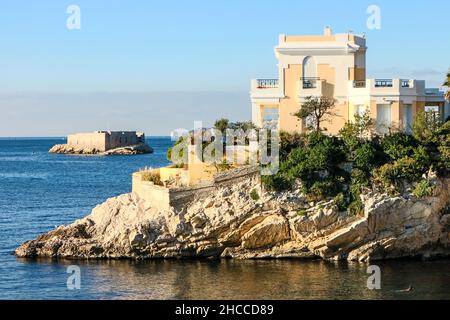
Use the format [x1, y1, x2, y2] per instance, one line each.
[324, 26, 332, 36]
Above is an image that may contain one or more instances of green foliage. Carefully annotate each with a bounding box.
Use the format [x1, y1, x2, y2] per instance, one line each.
[293, 96, 337, 132]
[264, 133, 348, 200]
[412, 180, 434, 198]
[279, 131, 305, 160]
[443, 69, 450, 100]
[262, 120, 449, 209]
[297, 209, 307, 217]
[250, 189, 260, 201]
[339, 110, 374, 145]
[381, 133, 417, 160]
[261, 174, 290, 192]
[166, 137, 187, 166]
[372, 154, 430, 193]
[333, 193, 347, 211]
[339, 123, 360, 152]
[215, 160, 232, 172]
[413, 111, 442, 145]
[350, 168, 369, 197]
[308, 180, 338, 201]
[214, 118, 256, 133]
[141, 171, 162, 186]
[229, 121, 257, 131]
[347, 199, 364, 216]
[214, 118, 229, 133]
[353, 142, 381, 172]
[435, 121, 450, 173]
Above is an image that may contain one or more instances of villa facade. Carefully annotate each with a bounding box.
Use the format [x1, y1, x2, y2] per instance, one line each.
[250, 27, 449, 134]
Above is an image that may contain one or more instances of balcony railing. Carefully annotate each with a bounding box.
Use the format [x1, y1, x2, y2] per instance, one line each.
[301, 77, 320, 89]
[375, 79, 393, 87]
[401, 79, 411, 88]
[256, 79, 279, 89]
[353, 80, 366, 88]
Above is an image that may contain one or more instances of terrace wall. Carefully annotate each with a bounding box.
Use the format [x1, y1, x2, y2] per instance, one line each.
[132, 166, 260, 212]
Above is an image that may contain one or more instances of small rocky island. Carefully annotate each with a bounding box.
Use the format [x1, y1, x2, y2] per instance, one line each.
[49, 131, 153, 155]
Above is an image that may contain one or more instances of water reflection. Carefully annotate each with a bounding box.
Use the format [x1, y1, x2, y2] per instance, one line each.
[14, 258, 450, 300]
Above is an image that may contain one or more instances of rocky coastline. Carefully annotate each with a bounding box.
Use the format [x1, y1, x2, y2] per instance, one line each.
[49, 143, 153, 155]
[15, 175, 450, 262]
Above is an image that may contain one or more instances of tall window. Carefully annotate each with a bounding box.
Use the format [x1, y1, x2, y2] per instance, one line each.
[403, 104, 413, 134]
[376, 104, 392, 135]
[354, 105, 366, 124]
[302, 56, 317, 88]
[303, 56, 317, 78]
[262, 106, 279, 129]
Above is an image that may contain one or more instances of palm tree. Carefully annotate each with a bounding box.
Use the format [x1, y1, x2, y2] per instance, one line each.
[444, 69, 450, 101]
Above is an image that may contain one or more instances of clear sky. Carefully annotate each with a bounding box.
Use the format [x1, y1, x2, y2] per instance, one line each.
[0, 0, 449, 136]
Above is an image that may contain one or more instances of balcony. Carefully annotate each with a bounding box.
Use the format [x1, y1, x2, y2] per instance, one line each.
[353, 80, 366, 88]
[298, 78, 324, 99]
[348, 79, 426, 99]
[301, 77, 320, 89]
[251, 79, 284, 101]
[256, 79, 279, 89]
[401, 79, 411, 88]
[375, 79, 393, 87]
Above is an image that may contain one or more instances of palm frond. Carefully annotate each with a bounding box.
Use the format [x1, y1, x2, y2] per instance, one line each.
[444, 69, 450, 87]
[445, 90, 450, 101]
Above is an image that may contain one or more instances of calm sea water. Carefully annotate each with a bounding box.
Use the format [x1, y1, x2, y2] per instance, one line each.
[0, 138, 449, 300]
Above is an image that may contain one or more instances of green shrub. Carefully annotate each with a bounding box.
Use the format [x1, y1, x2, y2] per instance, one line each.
[347, 199, 364, 216]
[262, 128, 446, 208]
[263, 133, 348, 200]
[412, 180, 434, 198]
[349, 168, 369, 199]
[297, 209, 307, 217]
[215, 161, 232, 172]
[438, 146, 450, 172]
[412, 145, 432, 171]
[339, 121, 361, 151]
[308, 180, 336, 200]
[333, 193, 347, 211]
[279, 131, 306, 160]
[413, 111, 442, 145]
[373, 154, 430, 191]
[353, 142, 380, 171]
[250, 189, 260, 201]
[381, 133, 417, 161]
[261, 174, 291, 192]
[141, 171, 162, 185]
[166, 137, 187, 165]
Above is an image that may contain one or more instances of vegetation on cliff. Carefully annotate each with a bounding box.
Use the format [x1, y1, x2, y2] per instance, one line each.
[262, 113, 450, 214]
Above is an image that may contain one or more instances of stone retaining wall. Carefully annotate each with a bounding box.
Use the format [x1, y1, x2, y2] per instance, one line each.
[132, 166, 260, 211]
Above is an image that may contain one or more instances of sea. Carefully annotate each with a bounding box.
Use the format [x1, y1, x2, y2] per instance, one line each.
[0, 137, 449, 300]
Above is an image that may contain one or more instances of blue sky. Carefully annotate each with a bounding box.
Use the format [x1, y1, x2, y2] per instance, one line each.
[0, 0, 448, 136]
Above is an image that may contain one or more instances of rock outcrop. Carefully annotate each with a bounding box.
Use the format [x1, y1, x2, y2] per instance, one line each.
[49, 143, 153, 155]
[16, 177, 450, 262]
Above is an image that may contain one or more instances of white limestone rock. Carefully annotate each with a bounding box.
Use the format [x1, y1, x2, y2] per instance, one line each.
[16, 177, 450, 262]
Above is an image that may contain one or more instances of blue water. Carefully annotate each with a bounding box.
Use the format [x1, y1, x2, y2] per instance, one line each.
[1, 138, 450, 300]
[0, 137, 172, 299]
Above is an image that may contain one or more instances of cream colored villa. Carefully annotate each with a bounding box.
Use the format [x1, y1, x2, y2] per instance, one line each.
[251, 27, 449, 134]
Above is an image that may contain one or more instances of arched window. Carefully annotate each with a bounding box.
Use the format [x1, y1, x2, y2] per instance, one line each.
[302, 56, 317, 88]
[303, 56, 317, 78]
